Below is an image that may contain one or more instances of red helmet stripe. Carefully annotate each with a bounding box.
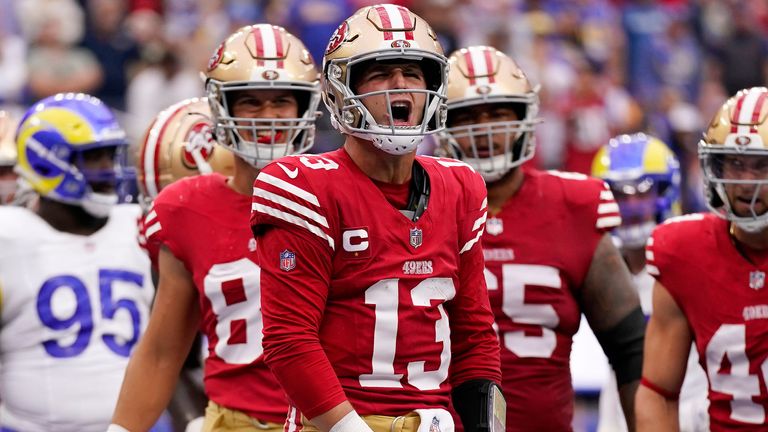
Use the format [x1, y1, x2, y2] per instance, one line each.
[750, 90, 768, 133]
[252, 26, 265, 66]
[375, 6, 394, 40]
[464, 50, 476, 86]
[731, 92, 746, 133]
[273, 26, 285, 69]
[483, 48, 495, 84]
[143, 101, 188, 197]
[396, 6, 414, 40]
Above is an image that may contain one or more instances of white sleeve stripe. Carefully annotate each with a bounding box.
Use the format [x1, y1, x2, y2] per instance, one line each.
[145, 222, 162, 238]
[646, 237, 654, 246]
[481, 197, 487, 210]
[253, 187, 329, 228]
[145, 210, 157, 223]
[253, 203, 335, 250]
[645, 250, 654, 261]
[646, 264, 659, 276]
[256, 173, 320, 207]
[460, 229, 484, 254]
[471, 211, 487, 231]
[600, 190, 614, 200]
[598, 203, 620, 214]
[596, 216, 622, 228]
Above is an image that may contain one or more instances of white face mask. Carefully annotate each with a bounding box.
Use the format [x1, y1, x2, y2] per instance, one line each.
[81, 191, 118, 218]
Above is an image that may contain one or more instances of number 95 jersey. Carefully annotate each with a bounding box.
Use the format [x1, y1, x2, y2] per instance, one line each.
[0, 204, 154, 432]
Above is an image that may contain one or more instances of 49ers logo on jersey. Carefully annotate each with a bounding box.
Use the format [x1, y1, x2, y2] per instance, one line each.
[325, 21, 348, 55]
[181, 122, 216, 169]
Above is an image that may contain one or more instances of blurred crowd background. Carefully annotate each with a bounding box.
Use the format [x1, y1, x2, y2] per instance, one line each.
[1, 0, 768, 213]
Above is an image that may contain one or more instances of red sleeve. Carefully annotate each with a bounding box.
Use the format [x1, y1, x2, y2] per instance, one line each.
[257, 225, 347, 418]
[448, 171, 502, 385]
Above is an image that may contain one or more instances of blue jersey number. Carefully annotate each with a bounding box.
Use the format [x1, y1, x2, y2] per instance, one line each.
[36, 269, 144, 358]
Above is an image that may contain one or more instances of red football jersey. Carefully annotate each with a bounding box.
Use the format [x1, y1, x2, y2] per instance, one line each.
[482, 168, 620, 431]
[250, 148, 501, 423]
[144, 173, 287, 423]
[647, 213, 768, 431]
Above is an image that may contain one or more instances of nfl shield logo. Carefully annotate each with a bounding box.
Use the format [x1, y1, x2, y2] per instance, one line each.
[280, 250, 296, 272]
[429, 417, 441, 432]
[486, 217, 504, 236]
[409, 227, 423, 248]
[750, 271, 765, 290]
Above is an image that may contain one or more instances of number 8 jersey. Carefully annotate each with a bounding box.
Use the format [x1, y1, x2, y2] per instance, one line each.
[0, 204, 153, 432]
[250, 148, 501, 423]
[144, 173, 288, 423]
[647, 213, 768, 431]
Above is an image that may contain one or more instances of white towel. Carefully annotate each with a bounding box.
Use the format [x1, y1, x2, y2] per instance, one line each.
[414, 408, 454, 432]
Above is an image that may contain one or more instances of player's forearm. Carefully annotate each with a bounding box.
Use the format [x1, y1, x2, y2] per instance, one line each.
[636, 386, 680, 432]
[111, 342, 187, 430]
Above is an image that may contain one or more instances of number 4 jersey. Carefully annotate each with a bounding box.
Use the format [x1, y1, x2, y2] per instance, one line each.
[647, 213, 768, 431]
[0, 204, 153, 432]
[250, 148, 501, 422]
[482, 167, 621, 431]
[144, 173, 287, 423]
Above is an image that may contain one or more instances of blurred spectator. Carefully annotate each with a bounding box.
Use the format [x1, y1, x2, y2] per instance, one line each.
[284, 0, 354, 65]
[650, 11, 703, 103]
[81, 0, 141, 110]
[621, 0, 669, 107]
[711, 5, 768, 97]
[16, 0, 103, 102]
[0, 30, 27, 105]
[667, 101, 707, 214]
[126, 44, 202, 139]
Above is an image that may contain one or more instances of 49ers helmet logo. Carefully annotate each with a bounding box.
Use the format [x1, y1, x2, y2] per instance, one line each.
[181, 122, 216, 169]
[325, 21, 348, 55]
[207, 43, 225, 71]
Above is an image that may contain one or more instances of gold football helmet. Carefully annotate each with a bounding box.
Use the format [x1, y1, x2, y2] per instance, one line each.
[439, 45, 540, 182]
[0, 110, 18, 204]
[700, 86, 768, 232]
[322, 4, 448, 155]
[137, 97, 235, 206]
[205, 24, 321, 168]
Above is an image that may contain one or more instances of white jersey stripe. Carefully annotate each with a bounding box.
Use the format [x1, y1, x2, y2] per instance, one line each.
[145, 221, 162, 238]
[597, 202, 620, 214]
[256, 173, 320, 206]
[460, 229, 484, 254]
[596, 216, 622, 229]
[737, 89, 763, 135]
[253, 203, 335, 250]
[253, 187, 329, 228]
[472, 211, 487, 231]
[286, 407, 298, 432]
[145, 209, 157, 224]
[645, 250, 655, 261]
[600, 190, 615, 200]
[646, 264, 660, 276]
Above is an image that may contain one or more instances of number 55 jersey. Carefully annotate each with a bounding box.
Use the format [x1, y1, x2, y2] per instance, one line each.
[647, 213, 768, 431]
[481, 168, 621, 431]
[250, 148, 501, 424]
[0, 204, 153, 432]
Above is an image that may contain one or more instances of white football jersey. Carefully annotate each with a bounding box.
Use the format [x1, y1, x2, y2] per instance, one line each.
[0, 204, 154, 432]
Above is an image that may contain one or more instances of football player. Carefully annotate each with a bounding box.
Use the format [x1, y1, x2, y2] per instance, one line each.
[0, 110, 18, 204]
[438, 45, 645, 431]
[250, 5, 502, 432]
[0, 93, 154, 431]
[592, 134, 709, 432]
[638, 86, 768, 431]
[110, 25, 321, 432]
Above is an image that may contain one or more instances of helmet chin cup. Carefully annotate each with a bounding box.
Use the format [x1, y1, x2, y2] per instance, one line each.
[81, 191, 118, 218]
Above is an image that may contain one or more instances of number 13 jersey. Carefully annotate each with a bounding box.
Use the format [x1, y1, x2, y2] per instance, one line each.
[482, 168, 620, 431]
[251, 148, 501, 422]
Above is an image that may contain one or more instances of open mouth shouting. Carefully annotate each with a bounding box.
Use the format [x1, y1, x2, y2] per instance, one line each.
[386, 100, 414, 127]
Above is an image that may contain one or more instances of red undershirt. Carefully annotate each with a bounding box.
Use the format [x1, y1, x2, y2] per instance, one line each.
[371, 178, 411, 209]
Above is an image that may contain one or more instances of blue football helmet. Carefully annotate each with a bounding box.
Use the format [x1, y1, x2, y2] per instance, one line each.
[15, 93, 132, 217]
[592, 133, 681, 249]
